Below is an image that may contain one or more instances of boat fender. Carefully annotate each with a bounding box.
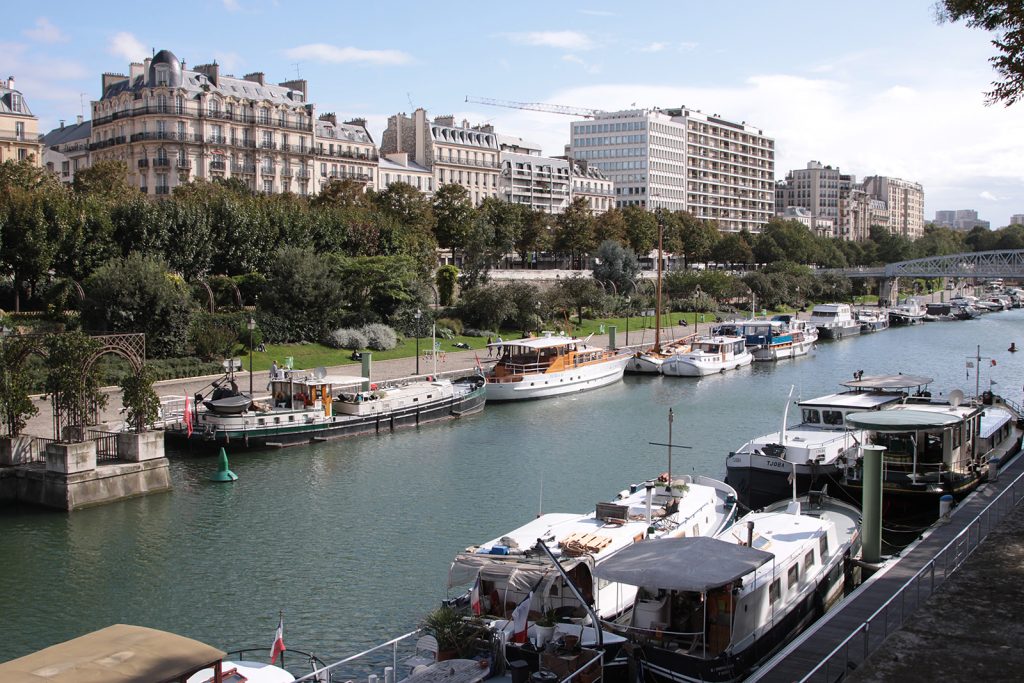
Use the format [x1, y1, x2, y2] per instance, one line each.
[370, 383, 378, 391]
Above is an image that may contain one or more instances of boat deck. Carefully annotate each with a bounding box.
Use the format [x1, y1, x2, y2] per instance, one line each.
[747, 446, 1024, 682]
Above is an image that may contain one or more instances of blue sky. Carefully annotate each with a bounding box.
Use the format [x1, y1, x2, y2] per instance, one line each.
[5, 0, 1022, 226]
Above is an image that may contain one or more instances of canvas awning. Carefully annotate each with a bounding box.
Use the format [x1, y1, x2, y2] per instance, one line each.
[448, 552, 588, 590]
[0, 624, 225, 683]
[840, 374, 933, 390]
[593, 537, 772, 593]
[845, 410, 963, 432]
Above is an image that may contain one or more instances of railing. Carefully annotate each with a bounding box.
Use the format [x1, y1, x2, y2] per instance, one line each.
[293, 629, 421, 683]
[209, 160, 226, 171]
[138, 159, 149, 168]
[798, 466, 1024, 682]
[153, 158, 171, 167]
[86, 429, 120, 462]
[177, 160, 192, 169]
[155, 186, 170, 195]
[225, 647, 332, 680]
[232, 163, 257, 174]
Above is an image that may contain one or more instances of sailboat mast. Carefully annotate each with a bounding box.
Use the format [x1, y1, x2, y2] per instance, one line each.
[655, 220, 663, 352]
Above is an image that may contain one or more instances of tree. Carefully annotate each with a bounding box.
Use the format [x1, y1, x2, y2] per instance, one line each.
[458, 216, 498, 290]
[593, 208, 627, 246]
[432, 184, 475, 259]
[71, 160, 135, 201]
[456, 284, 516, 332]
[677, 213, 719, 266]
[0, 335, 39, 437]
[335, 255, 420, 323]
[45, 331, 107, 442]
[622, 206, 658, 256]
[258, 247, 346, 342]
[436, 264, 459, 306]
[553, 198, 595, 268]
[120, 365, 161, 433]
[515, 209, 552, 268]
[592, 240, 640, 294]
[550, 275, 604, 324]
[711, 233, 753, 267]
[480, 199, 527, 267]
[938, 0, 1024, 105]
[0, 184, 68, 311]
[311, 178, 371, 209]
[82, 253, 194, 358]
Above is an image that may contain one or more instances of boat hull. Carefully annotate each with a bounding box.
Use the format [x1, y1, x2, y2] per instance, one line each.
[165, 379, 486, 451]
[726, 459, 841, 510]
[815, 322, 861, 340]
[625, 354, 664, 374]
[662, 353, 753, 377]
[486, 355, 629, 400]
[750, 338, 815, 362]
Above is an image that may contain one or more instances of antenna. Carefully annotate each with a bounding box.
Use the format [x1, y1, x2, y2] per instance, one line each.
[407, 92, 414, 109]
[292, 62, 301, 79]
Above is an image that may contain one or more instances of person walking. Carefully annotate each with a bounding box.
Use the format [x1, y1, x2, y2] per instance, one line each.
[486, 336, 493, 357]
[496, 335, 503, 356]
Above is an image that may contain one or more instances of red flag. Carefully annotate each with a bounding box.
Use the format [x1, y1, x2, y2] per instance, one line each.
[510, 591, 533, 644]
[470, 574, 482, 616]
[270, 615, 286, 664]
[183, 395, 193, 437]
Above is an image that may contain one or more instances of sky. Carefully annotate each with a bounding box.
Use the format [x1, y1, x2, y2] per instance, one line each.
[4, 0, 1023, 227]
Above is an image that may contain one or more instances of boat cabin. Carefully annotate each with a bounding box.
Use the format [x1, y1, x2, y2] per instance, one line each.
[808, 303, 853, 322]
[692, 337, 747, 356]
[488, 334, 611, 378]
[797, 374, 934, 429]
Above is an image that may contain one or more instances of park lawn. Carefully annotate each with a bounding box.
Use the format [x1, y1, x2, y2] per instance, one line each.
[242, 334, 493, 372]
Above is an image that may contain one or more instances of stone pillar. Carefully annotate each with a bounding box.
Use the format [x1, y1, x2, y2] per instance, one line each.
[45, 441, 97, 474]
[117, 430, 165, 462]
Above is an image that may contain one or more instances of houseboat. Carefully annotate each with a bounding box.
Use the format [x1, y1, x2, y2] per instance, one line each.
[733, 316, 817, 362]
[808, 303, 861, 340]
[888, 298, 926, 326]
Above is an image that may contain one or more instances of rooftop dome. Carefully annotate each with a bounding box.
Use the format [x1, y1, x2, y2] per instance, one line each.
[149, 49, 183, 88]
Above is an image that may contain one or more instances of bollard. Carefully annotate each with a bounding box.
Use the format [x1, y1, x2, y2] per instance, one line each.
[384, 667, 394, 683]
[939, 494, 953, 523]
[989, 455, 1001, 483]
[608, 325, 617, 350]
[361, 352, 373, 392]
[369, 674, 378, 683]
[861, 445, 886, 563]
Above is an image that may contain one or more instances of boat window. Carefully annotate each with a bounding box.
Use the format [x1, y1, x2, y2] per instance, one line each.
[274, 417, 281, 424]
[769, 579, 781, 603]
[804, 550, 815, 572]
[822, 410, 843, 426]
[819, 535, 829, 559]
[802, 409, 821, 424]
[787, 564, 799, 589]
[257, 418, 265, 425]
[952, 425, 962, 448]
[289, 415, 295, 422]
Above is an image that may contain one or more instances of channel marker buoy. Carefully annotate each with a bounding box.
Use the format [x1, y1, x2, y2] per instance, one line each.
[210, 447, 238, 482]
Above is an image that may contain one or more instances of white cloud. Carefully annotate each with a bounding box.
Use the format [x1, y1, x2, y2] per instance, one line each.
[24, 17, 67, 44]
[679, 42, 698, 52]
[108, 31, 147, 62]
[640, 42, 667, 53]
[214, 51, 244, 73]
[223, 0, 241, 10]
[506, 31, 594, 51]
[562, 54, 601, 74]
[283, 43, 412, 66]
[980, 191, 999, 201]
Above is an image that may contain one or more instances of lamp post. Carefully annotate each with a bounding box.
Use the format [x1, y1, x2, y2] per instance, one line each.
[624, 296, 631, 346]
[247, 317, 256, 396]
[414, 308, 422, 376]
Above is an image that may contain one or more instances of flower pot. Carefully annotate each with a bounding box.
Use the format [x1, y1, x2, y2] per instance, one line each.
[533, 625, 555, 648]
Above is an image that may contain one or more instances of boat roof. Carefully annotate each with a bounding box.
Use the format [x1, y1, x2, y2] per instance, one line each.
[799, 392, 905, 410]
[979, 406, 1014, 439]
[491, 334, 588, 350]
[593, 537, 772, 592]
[840, 374, 933, 390]
[810, 303, 849, 311]
[0, 624, 225, 683]
[694, 335, 745, 344]
[845, 407, 967, 431]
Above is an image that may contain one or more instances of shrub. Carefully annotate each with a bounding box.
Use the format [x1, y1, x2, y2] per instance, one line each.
[362, 323, 398, 351]
[325, 327, 367, 350]
[435, 317, 463, 336]
[462, 328, 496, 338]
[188, 312, 242, 361]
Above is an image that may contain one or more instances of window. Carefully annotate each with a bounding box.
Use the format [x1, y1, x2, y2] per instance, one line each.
[804, 550, 815, 573]
[263, 179, 273, 194]
[11, 93, 22, 112]
[769, 579, 780, 603]
[787, 564, 799, 589]
[15, 122, 24, 140]
[819, 534, 829, 559]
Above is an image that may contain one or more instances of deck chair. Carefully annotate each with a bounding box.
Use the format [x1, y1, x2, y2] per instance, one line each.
[404, 635, 439, 671]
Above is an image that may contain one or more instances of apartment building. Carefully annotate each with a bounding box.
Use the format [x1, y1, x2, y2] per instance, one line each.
[90, 49, 315, 196]
[934, 209, 990, 231]
[314, 113, 378, 192]
[0, 77, 42, 165]
[495, 134, 570, 214]
[42, 116, 91, 183]
[569, 107, 775, 232]
[568, 159, 614, 213]
[378, 152, 433, 193]
[1011, 214, 1024, 226]
[380, 108, 499, 206]
[861, 175, 925, 239]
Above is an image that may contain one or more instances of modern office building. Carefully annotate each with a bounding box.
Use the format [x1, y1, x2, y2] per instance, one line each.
[861, 175, 925, 239]
[42, 116, 91, 183]
[569, 106, 775, 232]
[380, 109, 500, 206]
[934, 209, 990, 231]
[1010, 214, 1024, 226]
[90, 49, 316, 196]
[0, 77, 42, 165]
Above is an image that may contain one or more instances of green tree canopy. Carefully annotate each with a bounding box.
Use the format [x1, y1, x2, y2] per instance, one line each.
[257, 246, 346, 342]
[938, 0, 1024, 105]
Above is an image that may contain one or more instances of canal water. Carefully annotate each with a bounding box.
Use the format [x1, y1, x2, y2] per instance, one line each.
[2, 310, 1022, 664]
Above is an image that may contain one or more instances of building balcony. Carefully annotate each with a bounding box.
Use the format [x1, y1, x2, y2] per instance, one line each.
[155, 186, 170, 195]
[296, 169, 311, 179]
[153, 158, 171, 168]
[138, 159, 149, 168]
[259, 141, 277, 150]
[210, 159, 227, 171]
[260, 165, 276, 175]
[232, 163, 257, 175]
[176, 159, 192, 169]
[208, 135, 227, 145]
[281, 167, 294, 178]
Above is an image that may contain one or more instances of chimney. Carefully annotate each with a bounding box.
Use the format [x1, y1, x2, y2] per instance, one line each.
[101, 72, 129, 95]
[279, 79, 308, 101]
[319, 112, 338, 126]
[243, 72, 265, 85]
[194, 63, 219, 85]
[6, 76, 14, 90]
[143, 57, 152, 76]
[434, 114, 455, 127]
[129, 62, 144, 81]
[77, 114, 84, 125]
[345, 117, 367, 128]
[60, 120, 65, 130]
[462, 119, 469, 129]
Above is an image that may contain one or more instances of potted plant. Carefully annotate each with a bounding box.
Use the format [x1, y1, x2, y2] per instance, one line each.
[534, 609, 558, 648]
[421, 606, 489, 661]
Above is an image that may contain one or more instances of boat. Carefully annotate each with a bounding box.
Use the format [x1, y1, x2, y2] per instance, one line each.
[446, 474, 738, 622]
[661, 336, 752, 377]
[735, 315, 817, 362]
[594, 492, 862, 683]
[165, 367, 486, 449]
[807, 303, 861, 340]
[485, 333, 630, 401]
[855, 308, 889, 333]
[726, 374, 934, 510]
[888, 298, 926, 325]
[829, 390, 1023, 521]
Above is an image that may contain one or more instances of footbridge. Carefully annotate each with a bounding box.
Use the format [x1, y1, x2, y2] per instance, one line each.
[826, 250, 1024, 302]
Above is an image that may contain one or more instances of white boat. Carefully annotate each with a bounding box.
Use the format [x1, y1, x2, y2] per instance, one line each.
[485, 333, 630, 401]
[726, 374, 934, 510]
[626, 335, 696, 373]
[808, 303, 861, 340]
[855, 308, 890, 333]
[736, 316, 817, 362]
[447, 474, 738, 622]
[595, 493, 862, 683]
[166, 368, 486, 449]
[888, 298, 926, 325]
[661, 336, 752, 377]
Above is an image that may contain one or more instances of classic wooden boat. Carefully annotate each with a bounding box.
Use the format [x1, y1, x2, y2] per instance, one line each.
[661, 336, 752, 377]
[447, 474, 738, 622]
[596, 493, 861, 683]
[808, 303, 861, 340]
[165, 368, 486, 450]
[485, 333, 630, 401]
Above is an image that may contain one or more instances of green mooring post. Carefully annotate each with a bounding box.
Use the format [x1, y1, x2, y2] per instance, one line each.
[361, 352, 372, 391]
[608, 325, 617, 350]
[210, 447, 238, 482]
[861, 444, 886, 563]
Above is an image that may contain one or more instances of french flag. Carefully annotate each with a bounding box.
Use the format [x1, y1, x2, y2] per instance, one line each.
[270, 615, 286, 664]
[470, 574, 482, 616]
[510, 591, 533, 644]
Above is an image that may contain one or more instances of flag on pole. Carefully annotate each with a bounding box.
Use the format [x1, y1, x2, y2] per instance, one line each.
[510, 591, 533, 644]
[183, 395, 193, 437]
[470, 574, 482, 616]
[270, 615, 286, 664]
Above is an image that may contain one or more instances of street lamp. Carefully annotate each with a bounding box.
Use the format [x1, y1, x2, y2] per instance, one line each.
[247, 317, 256, 396]
[624, 296, 631, 346]
[414, 308, 422, 376]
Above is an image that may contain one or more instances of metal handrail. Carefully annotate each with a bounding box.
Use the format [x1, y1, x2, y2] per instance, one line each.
[293, 629, 421, 683]
[798, 464, 1024, 682]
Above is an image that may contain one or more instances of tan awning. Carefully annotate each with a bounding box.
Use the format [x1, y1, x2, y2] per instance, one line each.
[0, 624, 225, 683]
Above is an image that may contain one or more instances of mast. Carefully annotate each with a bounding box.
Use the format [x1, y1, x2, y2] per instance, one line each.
[654, 219, 663, 352]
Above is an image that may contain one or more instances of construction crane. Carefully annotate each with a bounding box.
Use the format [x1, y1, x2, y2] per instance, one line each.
[465, 96, 604, 119]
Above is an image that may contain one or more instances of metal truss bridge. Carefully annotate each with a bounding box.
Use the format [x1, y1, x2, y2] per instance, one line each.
[829, 250, 1024, 280]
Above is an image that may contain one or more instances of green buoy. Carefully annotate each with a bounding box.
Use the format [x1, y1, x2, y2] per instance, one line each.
[210, 447, 238, 482]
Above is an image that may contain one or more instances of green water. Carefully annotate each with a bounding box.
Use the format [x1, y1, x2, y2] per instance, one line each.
[2, 311, 1022, 664]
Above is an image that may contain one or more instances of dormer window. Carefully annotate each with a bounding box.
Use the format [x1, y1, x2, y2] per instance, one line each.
[10, 93, 22, 113]
[155, 66, 169, 86]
